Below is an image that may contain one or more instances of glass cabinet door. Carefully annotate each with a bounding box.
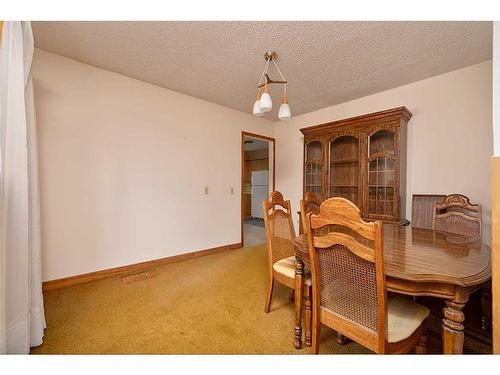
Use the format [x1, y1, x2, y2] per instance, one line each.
[304, 141, 324, 199]
[368, 130, 396, 218]
[329, 135, 360, 205]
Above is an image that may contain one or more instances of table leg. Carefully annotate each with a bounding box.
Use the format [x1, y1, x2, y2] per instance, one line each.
[294, 257, 305, 349]
[442, 300, 466, 354]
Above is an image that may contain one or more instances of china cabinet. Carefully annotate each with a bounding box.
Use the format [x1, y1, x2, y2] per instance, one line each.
[301, 107, 412, 222]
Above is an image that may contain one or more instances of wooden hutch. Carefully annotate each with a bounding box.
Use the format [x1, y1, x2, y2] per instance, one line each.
[301, 106, 412, 222]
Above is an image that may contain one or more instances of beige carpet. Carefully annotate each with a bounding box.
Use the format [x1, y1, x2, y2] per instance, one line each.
[31, 244, 445, 354]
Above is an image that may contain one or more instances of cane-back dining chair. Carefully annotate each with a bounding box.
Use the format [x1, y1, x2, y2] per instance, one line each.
[432, 194, 482, 237]
[305, 197, 429, 354]
[300, 191, 350, 345]
[432, 194, 490, 331]
[300, 192, 322, 234]
[263, 191, 312, 314]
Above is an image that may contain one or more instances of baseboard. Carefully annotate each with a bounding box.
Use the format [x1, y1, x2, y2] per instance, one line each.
[42, 241, 243, 292]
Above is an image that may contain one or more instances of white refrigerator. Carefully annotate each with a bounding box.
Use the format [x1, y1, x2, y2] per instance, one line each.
[251, 170, 269, 219]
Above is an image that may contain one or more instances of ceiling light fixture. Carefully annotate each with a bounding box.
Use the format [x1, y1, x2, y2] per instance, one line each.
[252, 51, 291, 121]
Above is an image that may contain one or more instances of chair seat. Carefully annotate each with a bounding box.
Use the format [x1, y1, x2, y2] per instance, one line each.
[273, 256, 311, 286]
[387, 295, 429, 343]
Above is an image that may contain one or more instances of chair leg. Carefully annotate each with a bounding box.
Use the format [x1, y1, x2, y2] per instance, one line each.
[305, 286, 312, 347]
[311, 304, 321, 354]
[337, 333, 348, 345]
[264, 275, 274, 313]
[289, 288, 295, 302]
[415, 334, 427, 354]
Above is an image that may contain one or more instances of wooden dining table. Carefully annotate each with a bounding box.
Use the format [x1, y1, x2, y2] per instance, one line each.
[292, 223, 491, 354]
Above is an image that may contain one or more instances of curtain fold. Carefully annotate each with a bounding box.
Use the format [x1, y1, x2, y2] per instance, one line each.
[0, 21, 45, 354]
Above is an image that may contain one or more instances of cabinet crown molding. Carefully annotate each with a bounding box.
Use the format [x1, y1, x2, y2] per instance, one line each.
[300, 106, 412, 136]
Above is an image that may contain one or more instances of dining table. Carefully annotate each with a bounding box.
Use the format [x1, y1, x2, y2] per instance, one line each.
[292, 222, 492, 354]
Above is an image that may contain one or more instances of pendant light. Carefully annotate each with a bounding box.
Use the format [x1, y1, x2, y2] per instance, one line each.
[278, 84, 291, 120]
[252, 51, 291, 121]
[259, 81, 272, 112]
[252, 90, 264, 117]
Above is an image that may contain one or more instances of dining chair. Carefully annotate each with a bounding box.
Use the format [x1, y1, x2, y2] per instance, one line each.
[305, 197, 429, 354]
[263, 191, 312, 316]
[300, 191, 349, 345]
[411, 194, 446, 229]
[432, 194, 481, 237]
[432, 194, 490, 331]
[300, 192, 322, 234]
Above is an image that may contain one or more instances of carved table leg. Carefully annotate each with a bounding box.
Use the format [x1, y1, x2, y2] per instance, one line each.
[442, 300, 465, 354]
[305, 285, 312, 347]
[294, 257, 305, 349]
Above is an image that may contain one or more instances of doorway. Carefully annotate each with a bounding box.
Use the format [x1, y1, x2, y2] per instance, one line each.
[241, 131, 275, 247]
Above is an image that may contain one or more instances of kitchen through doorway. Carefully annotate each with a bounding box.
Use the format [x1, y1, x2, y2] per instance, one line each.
[241, 132, 275, 247]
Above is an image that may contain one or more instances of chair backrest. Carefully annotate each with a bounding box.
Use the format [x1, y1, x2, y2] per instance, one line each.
[305, 197, 386, 353]
[300, 191, 322, 234]
[412, 194, 446, 229]
[262, 191, 296, 266]
[432, 194, 481, 238]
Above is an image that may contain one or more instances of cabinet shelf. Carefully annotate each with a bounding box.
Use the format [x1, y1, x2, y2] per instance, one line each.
[331, 185, 358, 188]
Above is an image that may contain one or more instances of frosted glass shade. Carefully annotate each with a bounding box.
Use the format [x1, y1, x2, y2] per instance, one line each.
[259, 92, 272, 112]
[278, 103, 291, 120]
[253, 100, 264, 116]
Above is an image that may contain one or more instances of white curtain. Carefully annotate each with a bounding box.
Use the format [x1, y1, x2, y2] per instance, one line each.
[0, 21, 46, 354]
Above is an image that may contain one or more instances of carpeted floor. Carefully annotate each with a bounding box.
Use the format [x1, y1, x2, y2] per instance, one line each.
[31, 244, 449, 354]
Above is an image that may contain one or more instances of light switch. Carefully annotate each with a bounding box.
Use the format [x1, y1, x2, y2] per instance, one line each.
[230, 187, 234, 195]
[204, 187, 209, 195]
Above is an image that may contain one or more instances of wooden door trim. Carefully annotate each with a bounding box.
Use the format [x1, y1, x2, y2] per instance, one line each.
[241, 131, 276, 246]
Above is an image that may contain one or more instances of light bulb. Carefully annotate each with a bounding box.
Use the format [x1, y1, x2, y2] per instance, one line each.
[259, 82, 272, 112]
[278, 86, 291, 120]
[259, 93, 272, 112]
[278, 102, 291, 120]
[253, 100, 264, 116]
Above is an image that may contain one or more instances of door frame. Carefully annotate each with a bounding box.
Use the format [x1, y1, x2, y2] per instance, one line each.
[241, 131, 276, 246]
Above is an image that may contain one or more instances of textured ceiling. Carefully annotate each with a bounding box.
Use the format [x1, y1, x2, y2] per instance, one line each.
[32, 21, 492, 121]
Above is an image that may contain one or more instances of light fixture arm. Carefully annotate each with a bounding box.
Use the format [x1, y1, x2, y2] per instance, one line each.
[257, 74, 287, 89]
[257, 59, 270, 89]
[256, 51, 287, 89]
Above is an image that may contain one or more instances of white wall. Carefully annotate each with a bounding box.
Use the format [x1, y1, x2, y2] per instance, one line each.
[33, 49, 274, 281]
[275, 61, 493, 243]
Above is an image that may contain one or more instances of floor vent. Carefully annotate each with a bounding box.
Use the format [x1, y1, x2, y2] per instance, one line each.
[120, 271, 155, 284]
